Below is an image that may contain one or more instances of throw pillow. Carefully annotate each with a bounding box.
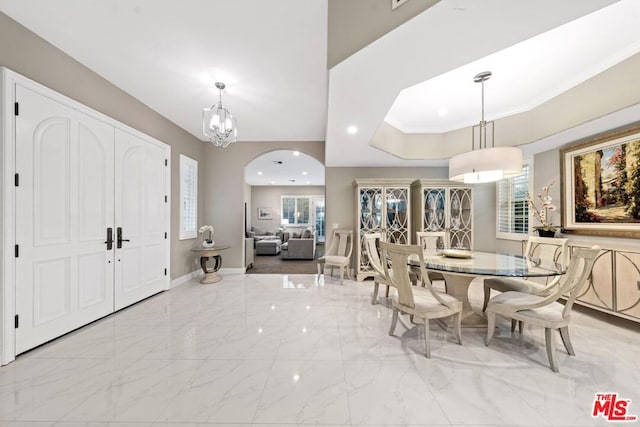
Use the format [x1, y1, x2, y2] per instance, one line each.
[302, 228, 312, 238]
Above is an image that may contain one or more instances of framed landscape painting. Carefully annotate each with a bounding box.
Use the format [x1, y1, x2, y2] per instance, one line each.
[561, 125, 640, 237]
[257, 207, 272, 220]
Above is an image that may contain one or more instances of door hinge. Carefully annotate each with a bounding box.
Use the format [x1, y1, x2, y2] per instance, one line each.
[14, 314, 19, 329]
[14, 102, 19, 116]
[164, 195, 168, 203]
[14, 173, 19, 187]
[165, 159, 168, 166]
[164, 232, 167, 239]
[14, 244, 19, 258]
[164, 268, 167, 276]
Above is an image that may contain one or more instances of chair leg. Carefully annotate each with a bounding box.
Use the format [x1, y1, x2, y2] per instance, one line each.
[518, 321, 524, 334]
[559, 326, 576, 356]
[423, 318, 431, 359]
[330, 266, 334, 278]
[317, 262, 322, 276]
[339, 267, 344, 285]
[511, 319, 517, 333]
[486, 312, 496, 345]
[388, 306, 399, 336]
[385, 285, 390, 298]
[482, 284, 491, 312]
[545, 327, 559, 373]
[453, 312, 463, 345]
[371, 281, 379, 305]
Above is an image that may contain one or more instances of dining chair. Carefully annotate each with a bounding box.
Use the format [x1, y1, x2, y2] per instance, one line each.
[416, 231, 448, 287]
[364, 233, 417, 304]
[482, 236, 569, 314]
[380, 241, 462, 358]
[485, 245, 600, 372]
[317, 229, 353, 285]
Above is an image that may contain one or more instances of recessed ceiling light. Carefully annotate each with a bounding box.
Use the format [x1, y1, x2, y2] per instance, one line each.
[306, 181, 311, 184]
[347, 126, 358, 135]
[302, 171, 308, 175]
[257, 171, 263, 175]
[437, 107, 449, 117]
[292, 151, 300, 156]
[270, 181, 275, 185]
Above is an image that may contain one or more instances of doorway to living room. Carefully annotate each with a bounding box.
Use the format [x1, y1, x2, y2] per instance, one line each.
[244, 149, 325, 274]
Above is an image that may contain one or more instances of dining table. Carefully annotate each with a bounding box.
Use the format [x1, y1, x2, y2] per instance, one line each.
[410, 250, 565, 328]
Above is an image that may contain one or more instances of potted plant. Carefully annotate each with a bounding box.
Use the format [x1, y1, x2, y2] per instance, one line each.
[528, 182, 558, 237]
[199, 225, 215, 248]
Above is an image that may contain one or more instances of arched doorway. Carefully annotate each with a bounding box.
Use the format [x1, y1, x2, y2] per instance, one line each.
[244, 149, 325, 273]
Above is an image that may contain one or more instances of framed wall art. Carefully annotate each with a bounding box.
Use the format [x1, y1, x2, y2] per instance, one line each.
[560, 125, 640, 237]
[257, 207, 272, 220]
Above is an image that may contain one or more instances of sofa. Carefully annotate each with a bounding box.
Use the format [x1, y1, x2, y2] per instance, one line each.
[281, 227, 316, 260]
[247, 226, 280, 247]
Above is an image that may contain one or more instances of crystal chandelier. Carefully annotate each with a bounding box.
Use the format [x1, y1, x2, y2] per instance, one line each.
[449, 71, 522, 184]
[203, 82, 237, 148]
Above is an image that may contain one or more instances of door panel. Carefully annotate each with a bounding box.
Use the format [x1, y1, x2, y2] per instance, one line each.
[15, 85, 115, 353]
[114, 129, 168, 310]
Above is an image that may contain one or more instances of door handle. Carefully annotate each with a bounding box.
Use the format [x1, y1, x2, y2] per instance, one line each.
[117, 227, 130, 249]
[104, 227, 113, 250]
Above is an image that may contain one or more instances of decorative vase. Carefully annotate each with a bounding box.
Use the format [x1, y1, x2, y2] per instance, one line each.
[202, 239, 215, 248]
[537, 229, 555, 238]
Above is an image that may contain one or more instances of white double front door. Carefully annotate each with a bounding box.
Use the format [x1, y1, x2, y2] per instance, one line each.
[14, 85, 169, 354]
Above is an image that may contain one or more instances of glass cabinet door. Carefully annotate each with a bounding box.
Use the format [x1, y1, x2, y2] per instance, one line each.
[423, 188, 446, 232]
[448, 188, 472, 249]
[359, 188, 383, 273]
[385, 187, 409, 244]
[359, 188, 382, 232]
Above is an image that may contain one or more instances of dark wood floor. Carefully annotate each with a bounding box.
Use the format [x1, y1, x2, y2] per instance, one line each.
[247, 244, 324, 274]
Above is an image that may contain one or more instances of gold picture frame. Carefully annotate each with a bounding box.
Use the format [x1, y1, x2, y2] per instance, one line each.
[560, 125, 640, 238]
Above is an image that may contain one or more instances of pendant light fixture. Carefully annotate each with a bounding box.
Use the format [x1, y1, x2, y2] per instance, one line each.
[203, 82, 237, 148]
[449, 71, 522, 184]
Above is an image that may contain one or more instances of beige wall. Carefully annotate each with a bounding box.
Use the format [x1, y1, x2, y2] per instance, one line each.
[203, 141, 325, 269]
[325, 166, 497, 266]
[0, 11, 207, 280]
[250, 185, 325, 232]
[328, 0, 439, 68]
[495, 137, 640, 255]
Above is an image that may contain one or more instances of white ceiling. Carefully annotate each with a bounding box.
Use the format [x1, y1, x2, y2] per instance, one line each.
[326, 0, 626, 166]
[245, 150, 325, 186]
[385, 0, 640, 134]
[3, 0, 638, 168]
[0, 0, 328, 142]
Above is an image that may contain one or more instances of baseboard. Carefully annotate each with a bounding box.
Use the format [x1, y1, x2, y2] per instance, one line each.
[170, 270, 203, 288]
[219, 268, 246, 275]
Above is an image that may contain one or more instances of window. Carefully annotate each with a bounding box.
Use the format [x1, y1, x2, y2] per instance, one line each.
[281, 195, 311, 225]
[497, 164, 530, 240]
[179, 154, 198, 239]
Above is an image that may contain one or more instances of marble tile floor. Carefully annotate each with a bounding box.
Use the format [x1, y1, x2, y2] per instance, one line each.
[0, 273, 638, 427]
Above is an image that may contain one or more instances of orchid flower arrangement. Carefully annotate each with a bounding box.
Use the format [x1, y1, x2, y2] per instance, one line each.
[199, 225, 215, 242]
[527, 182, 557, 231]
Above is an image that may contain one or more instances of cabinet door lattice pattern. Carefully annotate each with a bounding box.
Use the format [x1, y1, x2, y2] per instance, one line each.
[423, 188, 446, 232]
[449, 188, 472, 249]
[385, 188, 409, 244]
[358, 188, 383, 273]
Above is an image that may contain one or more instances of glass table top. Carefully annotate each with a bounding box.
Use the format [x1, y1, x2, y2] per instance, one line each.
[409, 250, 565, 277]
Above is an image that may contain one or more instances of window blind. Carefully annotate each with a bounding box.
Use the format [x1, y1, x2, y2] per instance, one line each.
[180, 155, 198, 239]
[497, 164, 529, 235]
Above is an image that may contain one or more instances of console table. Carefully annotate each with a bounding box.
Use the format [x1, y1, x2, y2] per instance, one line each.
[191, 246, 230, 284]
